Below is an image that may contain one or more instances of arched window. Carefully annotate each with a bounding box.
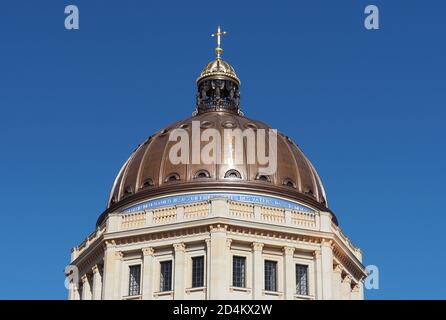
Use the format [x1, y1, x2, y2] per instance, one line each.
[304, 186, 314, 196]
[140, 178, 154, 189]
[124, 185, 133, 196]
[283, 178, 296, 188]
[194, 170, 211, 179]
[255, 174, 270, 182]
[224, 169, 242, 179]
[165, 173, 180, 182]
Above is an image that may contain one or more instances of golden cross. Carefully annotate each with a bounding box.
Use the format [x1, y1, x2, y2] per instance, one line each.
[211, 26, 226, 58]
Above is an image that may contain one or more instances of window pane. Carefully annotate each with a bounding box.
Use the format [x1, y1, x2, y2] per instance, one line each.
[232, 256, 246, 288]
[264, 260, 277, 291]
[128, 265, 141, 296]
[160, 261, 172, 292]
[192, 256, 204, 288]
[296, 264, 309, 295]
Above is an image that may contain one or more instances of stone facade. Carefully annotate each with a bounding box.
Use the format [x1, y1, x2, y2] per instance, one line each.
[68, 194, 366, 300]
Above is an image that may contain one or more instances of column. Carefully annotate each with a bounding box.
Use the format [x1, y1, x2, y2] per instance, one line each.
[81, 275, 92, 300]
[283, 247, 295, 300]
[173, 243, 186, 300]
[113, 251, 124, 299]
[92, 265, 102, 300]
[332, 264, 343, 300]
[102, 241, 123, 300]
[205, 239, 211, 299]
[68, 279, 80, 300]
[73, 283, 80, 300]
[102, 240, 117, 300]
[341, 274, 352, 300]
[320, 239, 333, 300]
[252, 242, 264, 299]
[313, 250, 323, 299]
[208, 225, 228, 299]
[351, 281, 364, 300]
[142, 247, 155, 300]
[226, 239, 232, 290]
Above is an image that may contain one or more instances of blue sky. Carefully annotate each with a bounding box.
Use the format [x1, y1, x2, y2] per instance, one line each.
[0, 0, 445, 299]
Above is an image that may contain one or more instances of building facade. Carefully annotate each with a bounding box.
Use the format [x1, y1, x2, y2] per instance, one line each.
[67, 29, 366, 300]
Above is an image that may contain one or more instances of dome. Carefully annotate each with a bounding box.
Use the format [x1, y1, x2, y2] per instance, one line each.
[197, 58, 240, 85]
[97, 34, 334, 226]
[98, 111, 331, 225]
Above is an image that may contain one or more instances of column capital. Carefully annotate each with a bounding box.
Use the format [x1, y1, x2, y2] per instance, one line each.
[226, 239, 232, 248]
[104, 239, 116, 250]
[313, 249, 322, 259]
[209, 224, 228, 233]
[173, 243, 186, 252]
[343, 274, 353, 284]
[142, 247, 155, 256]
[351, 282, 360, 292]
[115, 251, 124, 259]
[283, 246, 295, 255]
[321, 238, 334, 248]
[252, 242, 264, 251]
[333, 264, 343, 274]
[92, 264, 101, 274]
[81, 274, 89, 283]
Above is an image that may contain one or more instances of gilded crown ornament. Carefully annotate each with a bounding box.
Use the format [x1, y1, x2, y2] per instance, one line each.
[196, 26, 241, 114]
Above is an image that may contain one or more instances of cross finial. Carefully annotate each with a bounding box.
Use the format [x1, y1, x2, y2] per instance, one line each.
[211, 26, 227, 59]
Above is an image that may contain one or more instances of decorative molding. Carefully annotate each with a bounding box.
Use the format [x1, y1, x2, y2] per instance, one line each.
[333, 264, 343, 274]
[92, 264, 100, 274]
[173, 243, 186, 252]
[142, 247, 155, 256]
[122, 192, 315, 214]
[209, 224, 228, 233]
[252, 242, 264, 251]
[343, 274, 353, 283]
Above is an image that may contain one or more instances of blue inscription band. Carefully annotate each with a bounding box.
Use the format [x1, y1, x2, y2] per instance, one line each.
[122, 193, 315, 214]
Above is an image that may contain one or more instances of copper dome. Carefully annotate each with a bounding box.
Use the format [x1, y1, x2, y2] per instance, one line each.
[97, 55, 333, 225]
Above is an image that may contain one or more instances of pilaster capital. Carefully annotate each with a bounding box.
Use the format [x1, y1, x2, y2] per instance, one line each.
[104, 239, 116, 250]
[252, 242, 264, 252]
[205, 238, 211, 247]
[115, 251, 124, 259]
[209, 224, 228, 233]
[343, 274, 353, 284]
[226, 239, 233, 249]
[92, 264, 101, 274]
[321, 239, 334, 249]
[333, 264, 343, 274]
[283, 246, 295, 255]
[81, 275, 89, 283]
[173, 243, 186, 252]
[142, 247, 155, 256]
[313, 249, 322, 259]
[351, 282, 361, 292]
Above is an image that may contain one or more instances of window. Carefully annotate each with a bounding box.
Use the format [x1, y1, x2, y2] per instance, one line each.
[232, 256, 246, 288]
[160, 261, 172, 292]
[194, 170, 210, 179]
[192, 256, 204, 288]
[296, 264, 309, 296]
[224, 169, 241, 179]
[128, 265, 141, 296]
[264, 260, 277, 292]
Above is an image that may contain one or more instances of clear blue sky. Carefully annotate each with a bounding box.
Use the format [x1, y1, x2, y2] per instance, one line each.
[0, 0, 445, 299]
